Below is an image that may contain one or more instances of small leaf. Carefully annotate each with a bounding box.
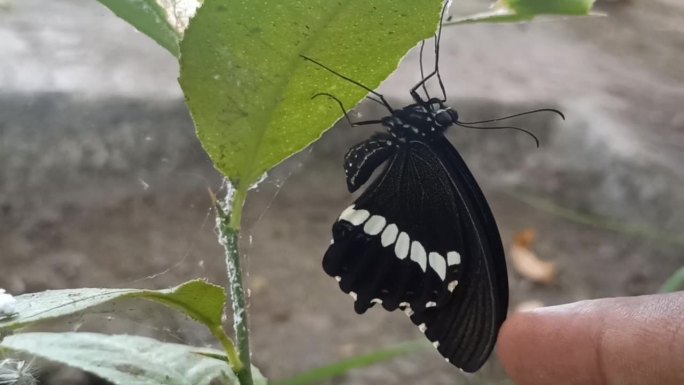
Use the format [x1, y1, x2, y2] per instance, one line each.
[506, 0, 595, 16]
[448, 0, 596, 24]
[0, 280, 224, 332]
[179, 0, 444, 190]
[1, 332, 238, 385]
[141, 280, 225, 327]
[97, 0, 182, 57]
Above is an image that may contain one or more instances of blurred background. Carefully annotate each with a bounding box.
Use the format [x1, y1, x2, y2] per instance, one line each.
[1, 0, 683, 384]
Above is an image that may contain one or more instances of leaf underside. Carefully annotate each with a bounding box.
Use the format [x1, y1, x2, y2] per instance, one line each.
[2, 332, 238, 385]
[0, 280, 225, 332]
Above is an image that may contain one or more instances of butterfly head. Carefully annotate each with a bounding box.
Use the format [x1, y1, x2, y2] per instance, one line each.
[383, 98, 458, 140]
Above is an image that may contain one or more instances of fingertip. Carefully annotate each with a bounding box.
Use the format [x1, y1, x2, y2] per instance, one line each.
[497, 294, 684, 385]
[497, 309, 534, 361]
[500, 300, 612, 384]
[497, 307, 571, 385]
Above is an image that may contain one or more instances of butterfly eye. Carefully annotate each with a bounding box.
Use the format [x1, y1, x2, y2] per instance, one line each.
[449, 109, 459, 122]
[435, 110, 453, 126]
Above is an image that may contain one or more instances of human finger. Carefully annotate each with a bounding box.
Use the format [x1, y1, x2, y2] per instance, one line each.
[497, 292, 684, 385]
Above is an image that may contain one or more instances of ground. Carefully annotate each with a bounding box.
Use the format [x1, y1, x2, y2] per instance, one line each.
[1, 0, 683, 384]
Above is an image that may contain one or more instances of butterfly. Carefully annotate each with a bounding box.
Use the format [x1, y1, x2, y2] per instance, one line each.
[303, 3, 563, 373]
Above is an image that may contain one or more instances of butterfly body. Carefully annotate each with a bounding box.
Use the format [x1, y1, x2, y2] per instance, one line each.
[323, 98, 508, 372]
[344, 100, 456, 190]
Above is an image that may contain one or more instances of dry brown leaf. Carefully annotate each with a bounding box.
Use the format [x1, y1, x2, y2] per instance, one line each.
[510, 229, 556, 285]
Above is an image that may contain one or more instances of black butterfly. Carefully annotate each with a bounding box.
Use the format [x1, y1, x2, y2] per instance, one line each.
[304, 4, 562, 373]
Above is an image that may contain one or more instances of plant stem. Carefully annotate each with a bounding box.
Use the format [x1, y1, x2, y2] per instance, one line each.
[217, 183, 253, 385]
[209, 325, 243, 372]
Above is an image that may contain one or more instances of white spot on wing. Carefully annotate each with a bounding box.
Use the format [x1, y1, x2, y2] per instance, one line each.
[425, 301, 437, 308]
[404, 307, 414, 317]
[371, 298, 382, 304]
[429, 252, 447, 280]
[447, 280, 459, 292]
[395, 232, 410, 260]
[347, 209, 370, 226]
[338, 205, 355, 221]
[418, 323, 427, 333]
[334, 276, 341, 282]
[410, 241, 427, 271]
[447, 251, 461, 266]
[432, 341, 440, 348]
[349, 291, 357, 300]
[381, 224, 398, 247]
[363, 215, 386, 236]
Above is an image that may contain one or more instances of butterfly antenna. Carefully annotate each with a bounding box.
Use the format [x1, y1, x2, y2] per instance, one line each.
[301, 55, 394, 114]
[458, 108, 565, 124]
[456, 122, 541, 148]
[410, 1, 450, 104]
[434, 2, 448, 102]
[312, 93, 384, 127]
[419, 40, 430, 101]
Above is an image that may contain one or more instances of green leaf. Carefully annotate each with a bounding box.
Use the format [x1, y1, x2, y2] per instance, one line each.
[660, 266, 684, 293]
[1, 332, 238, 385]
[97, 0, 181, 57]
[179, 0, 444, 190]
[0, 280, 224, 331]
[506, 0, 595, 15]
[271, 340, 428, 385]
[447, 0, 596, 24]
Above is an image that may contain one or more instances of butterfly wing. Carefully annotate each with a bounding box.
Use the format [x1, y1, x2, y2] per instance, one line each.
[323, 135, 507, 372]
[409, 136, 508, 372]
[343, 134, 397, 193]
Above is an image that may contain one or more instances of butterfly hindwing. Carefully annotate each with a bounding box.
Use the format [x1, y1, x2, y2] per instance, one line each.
[407, 137, 507, 371]
[323, 136, 507, 372]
